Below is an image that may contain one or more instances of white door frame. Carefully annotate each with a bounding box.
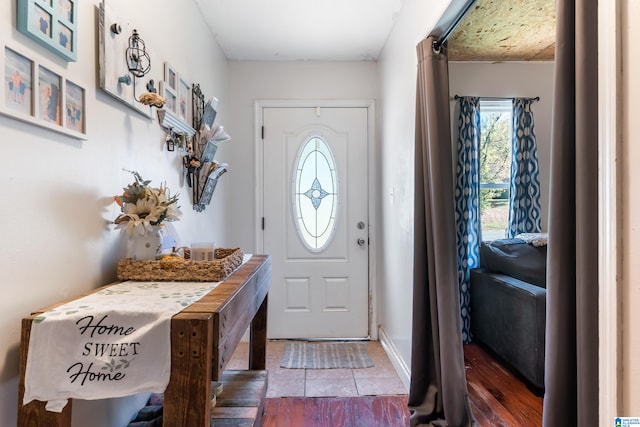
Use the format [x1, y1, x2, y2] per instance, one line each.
[254, 99, 378, 340]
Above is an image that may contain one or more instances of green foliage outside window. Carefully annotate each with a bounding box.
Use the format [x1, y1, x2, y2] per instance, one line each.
[479, 108, 511, 236]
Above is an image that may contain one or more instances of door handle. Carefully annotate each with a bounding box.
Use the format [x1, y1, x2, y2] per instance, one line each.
[357, 238, 366, 246]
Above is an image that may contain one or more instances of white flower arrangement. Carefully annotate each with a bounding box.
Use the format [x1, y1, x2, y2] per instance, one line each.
[113, 170, 182, 236]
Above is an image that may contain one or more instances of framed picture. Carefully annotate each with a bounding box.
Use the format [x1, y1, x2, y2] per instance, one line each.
[38, 65, 61, 124]
[17, 0, 78, 61]
[164, 62, 177, 90]
[178, 77, 191, 123]
[159, 81, 176, 113]
[0, 45, 86, 139]
[4, 47, 33, 116]
[65, 79, 84, 133]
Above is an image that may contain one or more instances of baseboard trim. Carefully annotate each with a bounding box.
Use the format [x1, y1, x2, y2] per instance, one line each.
[378, 326, 410, 392]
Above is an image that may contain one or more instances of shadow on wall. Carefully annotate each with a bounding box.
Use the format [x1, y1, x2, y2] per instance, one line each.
[0, 343, 20, 383]
[0, 343, 20, 425]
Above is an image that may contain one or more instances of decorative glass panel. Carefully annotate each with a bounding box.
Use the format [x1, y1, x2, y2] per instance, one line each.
[293, 136, 338, 252]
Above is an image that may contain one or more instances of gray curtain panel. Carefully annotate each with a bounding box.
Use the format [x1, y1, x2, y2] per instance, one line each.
[543, 0, 599, 425]
[408, 37, 472, 427]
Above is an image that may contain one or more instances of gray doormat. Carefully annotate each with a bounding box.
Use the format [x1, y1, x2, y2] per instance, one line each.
[280, 342, 374, 369]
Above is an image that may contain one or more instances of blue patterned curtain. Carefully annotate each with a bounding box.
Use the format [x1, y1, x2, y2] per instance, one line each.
[508, 98, 542, 237]
[454, 96, 480, 344]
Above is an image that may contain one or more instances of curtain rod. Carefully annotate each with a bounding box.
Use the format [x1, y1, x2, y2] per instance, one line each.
[452, 95, 540, 102]
[432, 0, 478, 51]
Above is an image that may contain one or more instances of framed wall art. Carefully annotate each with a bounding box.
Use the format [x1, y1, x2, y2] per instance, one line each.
[164, 62, 177, 91]
[65, 79, 84, 133]
[178, 76, 191, 124]
[38, 65, 61, 125]
[156, 66, 195, 144]
[4, 47, 33, 116]
[0, 45, 87, 140]
[159, 81, 176, 113]
[17, 0, 78, 62]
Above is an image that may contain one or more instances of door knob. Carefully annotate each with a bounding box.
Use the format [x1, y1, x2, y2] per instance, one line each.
[357, 238, 366, 246]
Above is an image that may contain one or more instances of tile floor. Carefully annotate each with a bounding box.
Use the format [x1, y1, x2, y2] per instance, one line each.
[227, 340, 408, 398]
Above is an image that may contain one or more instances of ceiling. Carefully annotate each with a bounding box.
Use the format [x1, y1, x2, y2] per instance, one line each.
[448, 0, 556, 61]
[194, 0, 555, 62]
[193, 0, 404, 61]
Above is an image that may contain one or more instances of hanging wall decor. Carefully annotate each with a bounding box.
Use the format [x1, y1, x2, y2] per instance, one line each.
[159, 81, 176, 113]
[0, 45, 86, 140]
[157, 62, 193, 131]
[17, 0, 78, 62]
[97, 0, 161, 118]
[178, 76, 191, 125]
[156, 62, 195, 150]
[184, 98, 230, 212]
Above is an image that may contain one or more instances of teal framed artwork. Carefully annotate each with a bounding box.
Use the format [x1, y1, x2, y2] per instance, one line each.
[17, 0, 77, 62]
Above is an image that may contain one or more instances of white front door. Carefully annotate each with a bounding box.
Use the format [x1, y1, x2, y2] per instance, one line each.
[261, 106, 369, 339]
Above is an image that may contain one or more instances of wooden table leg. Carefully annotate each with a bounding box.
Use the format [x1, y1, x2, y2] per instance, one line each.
[18, 318, 72, 427]
[163, 313, 213, 427]
[249, 294, 268, 371]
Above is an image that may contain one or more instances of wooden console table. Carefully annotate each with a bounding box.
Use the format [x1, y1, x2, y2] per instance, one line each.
[17, 254, 271, 427]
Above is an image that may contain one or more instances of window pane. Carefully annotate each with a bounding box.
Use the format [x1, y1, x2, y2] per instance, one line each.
[480, 188, 508, 240]
[479, 100, 511, 241]
[293, 136, 338, 252]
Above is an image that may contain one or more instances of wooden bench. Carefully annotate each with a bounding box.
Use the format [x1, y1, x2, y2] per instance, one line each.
[212, 370, 268, 427]
[17, 255, 271, 427]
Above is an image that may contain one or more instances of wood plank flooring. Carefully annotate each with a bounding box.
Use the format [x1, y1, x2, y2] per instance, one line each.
[260, 343, 543, 427]
[465, 343, 543, 427]
[262, 396, 410, 427]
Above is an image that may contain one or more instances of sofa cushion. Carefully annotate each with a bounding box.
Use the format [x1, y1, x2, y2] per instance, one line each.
[479, 238, 547, 288]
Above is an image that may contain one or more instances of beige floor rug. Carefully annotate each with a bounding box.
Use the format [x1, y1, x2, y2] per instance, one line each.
[280, 342, 374, 369]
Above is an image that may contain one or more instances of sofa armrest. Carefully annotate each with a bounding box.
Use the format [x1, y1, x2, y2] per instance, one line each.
[470, 268, 546, 390]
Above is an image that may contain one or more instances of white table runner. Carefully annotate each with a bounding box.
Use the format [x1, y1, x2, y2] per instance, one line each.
[23, 255, 251, 412]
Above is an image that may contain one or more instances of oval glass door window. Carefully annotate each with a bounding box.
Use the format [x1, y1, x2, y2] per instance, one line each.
[293, 136, 338, 252]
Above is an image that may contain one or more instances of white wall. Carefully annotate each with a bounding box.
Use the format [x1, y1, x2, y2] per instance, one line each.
[376, 0, 452, 370]
[225, 61, 379, 252]
[0, 1, 228, 426]
[449, 61, 555, 230]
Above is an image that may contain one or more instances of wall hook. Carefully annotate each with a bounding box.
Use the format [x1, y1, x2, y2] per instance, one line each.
[118, 74, 131, 85]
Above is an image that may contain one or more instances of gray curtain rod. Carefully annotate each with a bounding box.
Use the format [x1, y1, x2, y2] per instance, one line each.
[431, 0, 478, 51]
[452, 95, 540, 102]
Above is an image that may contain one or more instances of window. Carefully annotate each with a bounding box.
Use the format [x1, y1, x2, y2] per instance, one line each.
[478, 99, 512, 241]
[292, 136, 339, 252]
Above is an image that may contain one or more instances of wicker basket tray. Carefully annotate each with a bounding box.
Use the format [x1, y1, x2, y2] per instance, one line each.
[117, 248, 244, 282]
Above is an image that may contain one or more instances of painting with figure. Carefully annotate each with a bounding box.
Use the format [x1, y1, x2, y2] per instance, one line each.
[58, 0, 73, 22]
[38, 65, 61, 125]
[34, 4, 51, 37]
[65, 79, 83, 133]
[4, 47, 33, 116]
[59, 24, 72, 51]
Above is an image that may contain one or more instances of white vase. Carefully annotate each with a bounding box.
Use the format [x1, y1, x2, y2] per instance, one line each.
[126, 226, 163, 260]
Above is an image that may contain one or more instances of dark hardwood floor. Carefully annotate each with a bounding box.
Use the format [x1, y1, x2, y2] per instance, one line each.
[465, 343, 543, 426]
[261, 343, 543, 427]
[262, 396, 409, 427]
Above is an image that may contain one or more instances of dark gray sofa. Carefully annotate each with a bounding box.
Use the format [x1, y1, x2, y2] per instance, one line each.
[470, 238, 547, 393]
